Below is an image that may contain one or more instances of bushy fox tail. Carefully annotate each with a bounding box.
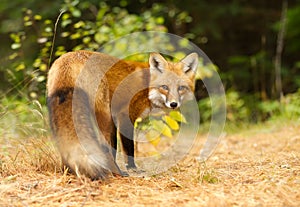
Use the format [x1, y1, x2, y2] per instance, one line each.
[47, 87, 121, 180]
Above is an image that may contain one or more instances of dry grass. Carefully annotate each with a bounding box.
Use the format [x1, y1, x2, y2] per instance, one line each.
[1, 121, 300, 207]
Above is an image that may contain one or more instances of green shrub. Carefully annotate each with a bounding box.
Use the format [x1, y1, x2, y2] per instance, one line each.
[198, 89, 300, 126]
[7, 0, 167, 103]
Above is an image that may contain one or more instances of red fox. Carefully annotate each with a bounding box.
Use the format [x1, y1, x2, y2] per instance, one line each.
[47, 50, 198, 179]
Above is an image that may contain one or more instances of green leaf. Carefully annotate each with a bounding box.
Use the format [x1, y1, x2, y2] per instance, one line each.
[44, 19, 52, 25]
[61, 32, 70, 37]
[74, 21, 85, 28]
[83, 36, 91, 44]
[16, 63, 25, 71]
[39, 64, 47, 72]
[9, 53, 18, 60]
[36, 75, 46, 82]
[24, 21, 33, 27]
[34, 15, 42, 20]
[72, 9, 81, 18]
[70, 33, 81, 39]
[97, 5, 108, 20]
[45, 27, 52, 33]
[23, 15, 30, 22]
[94, 32, 109, 44]
[62, 13, 70, 20]
[55, 50, 66, 57]
[61, 19, 72, 28]
[11, 43, 21, 50]
[179, 38, 190, 48]
[155, 17, 164, 24]
[173, 52, 186, 60]
[33, 58, 41, 68]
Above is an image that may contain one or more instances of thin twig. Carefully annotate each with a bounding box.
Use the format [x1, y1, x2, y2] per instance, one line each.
[48, 9, 65, 70]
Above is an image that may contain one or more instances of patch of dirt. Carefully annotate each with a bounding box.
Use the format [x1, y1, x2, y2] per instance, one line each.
[0, 123, 299, 206]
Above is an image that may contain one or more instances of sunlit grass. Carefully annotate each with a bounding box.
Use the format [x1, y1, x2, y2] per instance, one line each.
[0, 97, 60, 177]
[0, 96, 299, 206]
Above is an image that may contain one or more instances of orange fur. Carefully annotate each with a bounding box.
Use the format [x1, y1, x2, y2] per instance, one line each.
[47, 50, 198, 179]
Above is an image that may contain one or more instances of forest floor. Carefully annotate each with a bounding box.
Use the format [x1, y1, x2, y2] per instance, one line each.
[0, 121, 300, 207]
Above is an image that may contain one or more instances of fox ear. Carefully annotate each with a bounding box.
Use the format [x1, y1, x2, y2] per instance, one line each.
[149, 53, 168, 74]
[181, 53, 199, 75]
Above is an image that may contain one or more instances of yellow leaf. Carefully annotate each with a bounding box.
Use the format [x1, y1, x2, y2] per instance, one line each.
[134, 117, 143, 128]
[152, 120, 173, 138]
[169, 111, 187, 123]
[150, 137, 161, 146]
[148, 151, 161, 159]
[151, 120, 163, 132]
[163, 115, 179, 130]
[162, 126, 172, 138]
[136, 117, 143, 122]
[145, 130, 161, 146]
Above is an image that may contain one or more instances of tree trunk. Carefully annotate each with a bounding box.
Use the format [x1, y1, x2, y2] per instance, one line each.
[274, 0, 288, 101]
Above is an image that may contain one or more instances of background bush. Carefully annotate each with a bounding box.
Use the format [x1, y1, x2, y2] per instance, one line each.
[1, 0, 300, 127]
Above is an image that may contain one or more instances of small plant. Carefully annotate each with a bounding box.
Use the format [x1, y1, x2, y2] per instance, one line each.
[202, 171, 219, 184]
[134, 110, 186, 152]
[195, 162, 219, 184]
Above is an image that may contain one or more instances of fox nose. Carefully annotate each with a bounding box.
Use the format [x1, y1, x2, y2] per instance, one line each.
[170, 102, 178, 109]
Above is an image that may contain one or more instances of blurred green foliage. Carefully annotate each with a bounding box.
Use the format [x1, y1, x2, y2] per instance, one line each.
[1, 0, 300, 127]
[5, 0, 169, 102]
[198, 89, 300, 126]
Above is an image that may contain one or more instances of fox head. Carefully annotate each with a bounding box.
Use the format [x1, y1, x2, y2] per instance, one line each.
[148, 52, 198, 109]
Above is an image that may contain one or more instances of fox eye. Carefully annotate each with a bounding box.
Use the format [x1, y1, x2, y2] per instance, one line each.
[178, 85, 188, 91]
[160, 85, 169, 91]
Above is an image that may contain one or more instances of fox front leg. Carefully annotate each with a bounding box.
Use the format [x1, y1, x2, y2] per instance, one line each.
[118, 114, 137, 169]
